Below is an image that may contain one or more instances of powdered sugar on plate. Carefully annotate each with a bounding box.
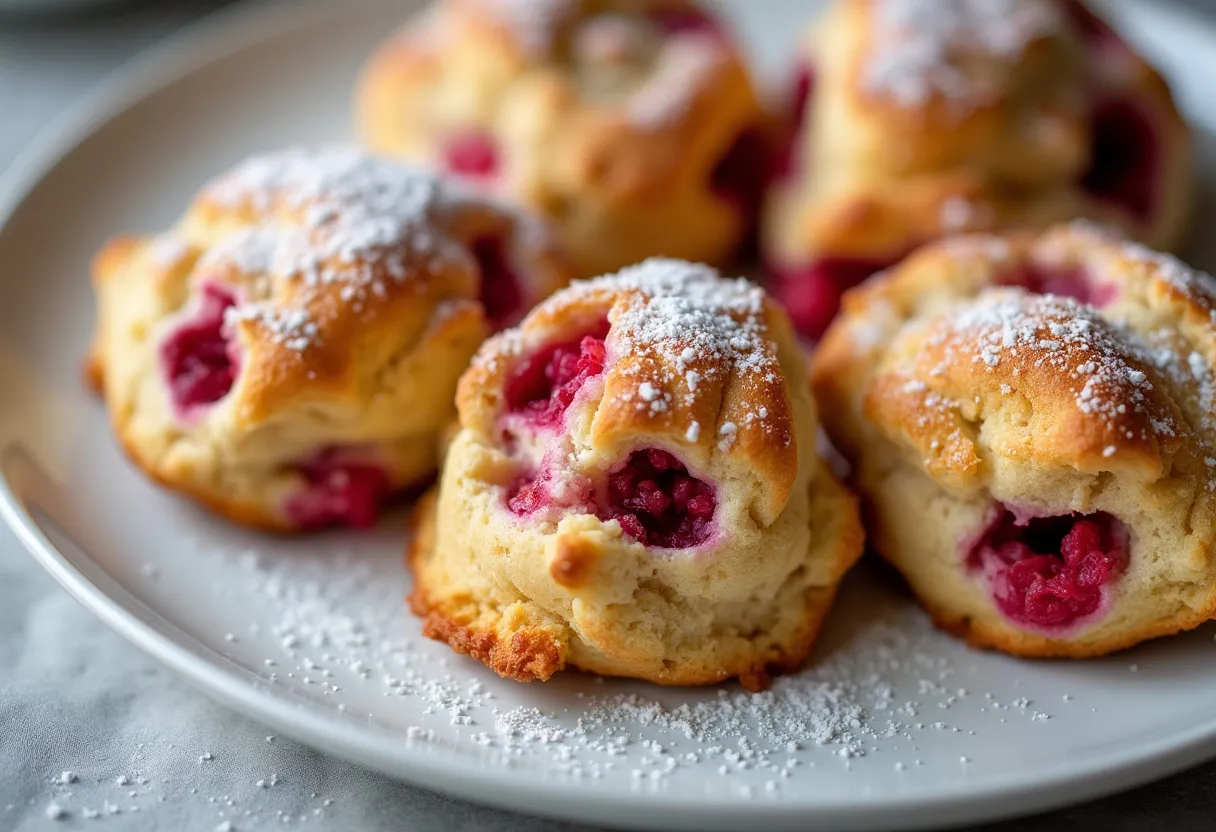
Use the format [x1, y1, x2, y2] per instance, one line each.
[113, 529, 1074, 797]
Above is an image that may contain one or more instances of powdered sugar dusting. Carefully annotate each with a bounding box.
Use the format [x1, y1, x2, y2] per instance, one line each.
[205, 145, 449, 289]
[628, 34, 724, 128]
[170, 532, 1071, 793]
[477, 0, 576, 55]
[933, 292, 1176, 442]
[487, 259, 782, 437]
[864, 0, 1062, 109]
[181, 146, 490, 352]
[581, 258, 775, 380]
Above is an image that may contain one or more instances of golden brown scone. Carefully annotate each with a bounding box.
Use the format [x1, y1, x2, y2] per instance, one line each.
[356, 0, 767, 278]
[812, 221, 1216, 658]
[89, 146, 569, 532]
[409, 259, 863, 688]
[765, 0, 1193, 339]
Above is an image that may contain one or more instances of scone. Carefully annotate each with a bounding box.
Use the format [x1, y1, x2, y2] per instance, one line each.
[409, 258, 863, 688]
[812, 221, 1216, 657]
[765, 0, 1193, 339]
[88, 146, 568, 531]
[356, 0, 767, 278]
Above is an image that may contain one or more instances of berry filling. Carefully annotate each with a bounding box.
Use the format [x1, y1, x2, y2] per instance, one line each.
[1060, 0, 1129, 57]
[503, 322, 610, 429]
[775, 62, 815, 181]
[601, 449, 715, 549]
[471, 236, 525, 329]
[284, 450, 394, 530]
[967, 507, 1128, 630]
[1080, 97, 1159, 224]
[711, 127, 771, 219]
[1000, 264, 1118, 307]
[443, 130, 499, 180]
[768, 256, 898, 340]
[507, 475, 550, 516]
[160, 283, 240, 419]
[650, 6, 721, 37]
[506, 466, 592, 517]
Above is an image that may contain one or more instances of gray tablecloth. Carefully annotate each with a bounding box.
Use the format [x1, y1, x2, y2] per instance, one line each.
[2, 3, 1216, 830]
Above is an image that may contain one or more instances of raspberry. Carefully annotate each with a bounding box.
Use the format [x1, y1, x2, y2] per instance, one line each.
[160, 283, 239, 419]
[471, 236, 525, 329]
[970, 507, 1128, 630]
[1081, 98, 1159, 224]
[999, 265, 1117, 307]
[443, 130, 499, 180]
[504, 324, 610, 429]
[768, 257, 898, 340]
[602, 449, 716, 549]
[284, 451, 393, 530]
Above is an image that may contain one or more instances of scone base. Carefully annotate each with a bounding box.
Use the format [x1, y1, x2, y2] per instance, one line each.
[914, 587, 1216, 659]
[406, 467, 863, 691]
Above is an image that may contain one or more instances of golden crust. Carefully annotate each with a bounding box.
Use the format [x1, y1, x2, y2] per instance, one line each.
[408, 259, 865, 686]
[812, 221, 1216, 657]
[90, 146, 570, 531]
[407, 490, 568, 682]
[764, 0, 1193, 271]
[356, 0, 766, 277]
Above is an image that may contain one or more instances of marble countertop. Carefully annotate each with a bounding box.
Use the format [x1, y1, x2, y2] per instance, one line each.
[2, 2, 1215, 830]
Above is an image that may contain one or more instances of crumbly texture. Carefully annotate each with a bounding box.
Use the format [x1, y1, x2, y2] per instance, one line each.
[811, 221, 1216, 657]
[763, 0, 1193, 270]
[356, 0, 767, 278]
[410, 259, 864, 687]
[88, 146, 569, 531]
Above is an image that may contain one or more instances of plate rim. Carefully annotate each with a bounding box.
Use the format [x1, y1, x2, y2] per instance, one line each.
[4, 0, 1216, 829]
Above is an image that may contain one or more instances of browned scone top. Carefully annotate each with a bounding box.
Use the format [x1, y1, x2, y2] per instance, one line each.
[766, 0, 1193, 268]
[356, 0, 766, 277]
[812, 221, 1216, 658]
[89, 145, 569, 531]
[410, 259, 864, 688]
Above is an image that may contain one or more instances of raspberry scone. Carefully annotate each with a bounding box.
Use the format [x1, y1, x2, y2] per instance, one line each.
[812, 222, 1216, 657]
[765, 0, 1193, 339]
[88, 146, 568, 531]
[409, 259, 863, 688]
[356, 0, 767, 278]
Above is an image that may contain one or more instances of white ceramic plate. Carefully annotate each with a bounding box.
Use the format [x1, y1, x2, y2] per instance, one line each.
[4, 1, 1216, 829]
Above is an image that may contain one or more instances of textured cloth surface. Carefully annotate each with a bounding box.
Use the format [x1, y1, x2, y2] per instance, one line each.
[3, 2, 1216, 830]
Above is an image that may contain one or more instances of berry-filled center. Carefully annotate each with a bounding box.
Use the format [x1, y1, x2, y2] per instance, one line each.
[160, 283, 240, 419]
[649, 5, 721, 37]
[1061, 0, 1129, 57]
[471, 236, 525, 329]
[768, 256, 898, 340]
[284, 449, 394, 530]
[444, 129, 500, 181]
[775, 62, 815, 181]
[1000, 264, 1118, 307]
[968, 506, 1128, 630]
[710, 127, 770, 216]
[601, 449, 716, 549]
[1080, 97, 1159, 224]
[503, 323, 610, 429]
